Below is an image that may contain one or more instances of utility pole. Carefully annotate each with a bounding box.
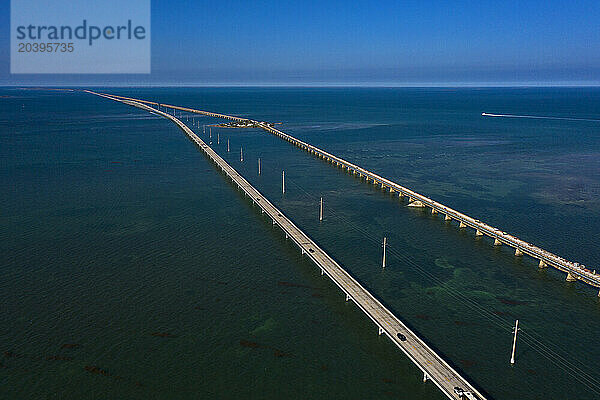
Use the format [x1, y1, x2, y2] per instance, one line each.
[319, 197, 323, 221]
[511, 319, 520, 365]
[282, 170, 285, 194]
[382, 237, 387, 268]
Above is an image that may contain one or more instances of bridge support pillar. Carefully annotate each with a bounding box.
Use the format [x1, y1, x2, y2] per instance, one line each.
[515, 248, 523, 256]
[444, 214, 451, 221]
[459, 222, 467, 228]
[494, 238, 502, 246]
[566, 273, 577, 282]
[475, 229, 483, 236]
[431, 208, 438, 215]
[345, 294, 350, 301]
[321, 268, 324, 276]
[538, 260, 548, 268]
[423, 372, 429, 382]
[389, 187, 394, 193]
[378, 326, 383, 335]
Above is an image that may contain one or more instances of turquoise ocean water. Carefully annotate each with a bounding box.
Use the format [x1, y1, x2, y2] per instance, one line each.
[1, 87, 599, 399]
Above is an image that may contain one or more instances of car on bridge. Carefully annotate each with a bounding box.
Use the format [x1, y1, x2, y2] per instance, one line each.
[454, 386, 478, 400]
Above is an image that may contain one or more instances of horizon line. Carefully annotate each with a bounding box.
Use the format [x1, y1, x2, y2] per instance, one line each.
[3, 81, 600, 89]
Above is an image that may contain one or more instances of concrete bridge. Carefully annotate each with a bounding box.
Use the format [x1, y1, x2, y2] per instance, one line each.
[88, 90, 489, 400]
[86, 90, 600, 297]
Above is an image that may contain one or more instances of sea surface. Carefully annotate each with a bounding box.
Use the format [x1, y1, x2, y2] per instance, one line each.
[1, 87, 599, 399]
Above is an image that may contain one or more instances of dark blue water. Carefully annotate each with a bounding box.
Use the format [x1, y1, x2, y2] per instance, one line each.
[1, 87, 599, 399]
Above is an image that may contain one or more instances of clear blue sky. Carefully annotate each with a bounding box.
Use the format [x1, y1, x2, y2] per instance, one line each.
[1, 0, 599, 86]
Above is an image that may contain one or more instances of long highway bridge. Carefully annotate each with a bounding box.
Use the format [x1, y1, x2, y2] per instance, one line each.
[88, 90, 600, 297]
[89, 90, 488, 400]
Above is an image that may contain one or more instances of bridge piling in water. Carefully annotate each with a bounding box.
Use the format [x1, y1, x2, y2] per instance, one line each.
[319, 197, 323, 221]
[382, 237, 387, 268]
